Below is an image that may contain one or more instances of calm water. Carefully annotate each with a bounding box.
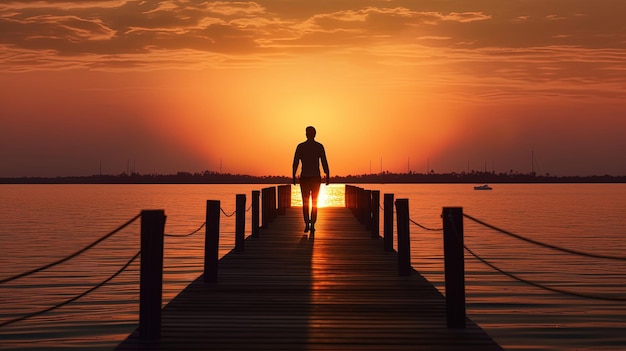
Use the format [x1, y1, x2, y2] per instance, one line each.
[0, 183, 625, 350]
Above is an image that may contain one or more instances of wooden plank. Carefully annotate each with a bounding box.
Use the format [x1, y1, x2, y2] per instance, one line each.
[116, 207, 504, 351]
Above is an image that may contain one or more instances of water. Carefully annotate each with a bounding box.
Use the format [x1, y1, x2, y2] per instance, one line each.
[374, 184, 626, 351]
[0, 183, 625, 350]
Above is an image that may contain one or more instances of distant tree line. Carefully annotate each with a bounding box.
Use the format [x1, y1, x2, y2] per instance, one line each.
[1, 170, 625, 184]
[333, 170, 626, 183]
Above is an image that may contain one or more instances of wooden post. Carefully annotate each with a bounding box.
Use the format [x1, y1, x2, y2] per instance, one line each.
[442, 207, 466, 328]
[284, 184, 292, 209]
[395, 199, 411, 276]
[235, 194, 246, 253]
[354, 186, 360, 219]
[364, 190, 372, 229]
[277, 185, 285, 215]
[261, 187, 268, 228]
[270, 186, 277, 220]
[356, 187, 363, 223]
[371, 190, 380, 238]
[204, 200, 220, 283]
[251, 190, 260, 238]
[356, 186, 363, 219]
[384, 193, 394, 251]
[277, 184, 291, 215]
[261, 187, 270, 228]
[139, 209, 166, 341]
[261, 186, 277, 226]
[346, 185, 356, 214]
[287, 184, 292, 208]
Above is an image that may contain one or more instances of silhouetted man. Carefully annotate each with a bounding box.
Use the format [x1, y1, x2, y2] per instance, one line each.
[292, 126, 330, 233]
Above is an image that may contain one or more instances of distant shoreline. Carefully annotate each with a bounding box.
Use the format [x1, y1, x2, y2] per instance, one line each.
[1, 171, 625, 184]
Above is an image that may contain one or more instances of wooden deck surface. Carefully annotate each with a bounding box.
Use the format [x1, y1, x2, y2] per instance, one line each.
[116, 207, 504, 351]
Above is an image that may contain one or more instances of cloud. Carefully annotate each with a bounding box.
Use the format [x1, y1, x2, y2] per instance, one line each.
[0, 0, 625, 102]
[0, 1, 267, 58]
[1, 1, 623, 57]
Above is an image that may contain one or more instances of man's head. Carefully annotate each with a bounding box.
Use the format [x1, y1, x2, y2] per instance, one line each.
[306, 126, 316, 140]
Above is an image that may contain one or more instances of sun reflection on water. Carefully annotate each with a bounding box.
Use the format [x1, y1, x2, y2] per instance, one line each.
[290, 183, 345, 207]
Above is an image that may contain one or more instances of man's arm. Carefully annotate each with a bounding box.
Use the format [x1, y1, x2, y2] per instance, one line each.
[292, 148, 300, 185]
[321, 146, 330, 185]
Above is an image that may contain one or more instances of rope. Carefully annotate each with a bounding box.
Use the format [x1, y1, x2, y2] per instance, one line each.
[409, 218, 443, 231]
[377, 203, 442, 231]
[463, 244, 626, 302]
[0, 213, 141, 285]
[220, 208, 236, 217]
[164, 222, 206, 237]
[463, 213, 626, 261]
[0, 250, 141, 328]
[445, 214, 626, 302]
[376, 201, 441, 231]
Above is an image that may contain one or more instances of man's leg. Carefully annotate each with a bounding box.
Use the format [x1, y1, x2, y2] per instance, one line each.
[309, 180, 321, 231]
[300, 182, 311, 232]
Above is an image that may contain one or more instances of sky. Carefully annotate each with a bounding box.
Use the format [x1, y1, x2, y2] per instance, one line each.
[1, 0, 625, 178]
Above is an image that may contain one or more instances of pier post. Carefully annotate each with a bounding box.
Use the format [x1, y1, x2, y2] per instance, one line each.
[277, 185, 291, 215]
[356, 187, 363, 223]
[442, 207, 466, 328]
[277, 185, 285, 215]
[262, 186, 277, 228]
[360, 188, 368, 225]
[284, 184, 291, 210]
[251, 190, 260, 238]
[371, 190, 380, 238]
[261, 188, 269, 228]
[384, 193, 394, 251]
[261, 187, 269, 228]
[395, 199, 411, 276]
[364, 190, 372, 229]
[346, 185, 357, 214]
[235, 194, 246, 253]
[270, 186, 277, 220]
[139, 209, 166, 341]
[204, 200, 220, 283]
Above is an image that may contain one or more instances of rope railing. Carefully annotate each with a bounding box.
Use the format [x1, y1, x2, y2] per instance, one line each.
[378, 200, 442, 232]
[378, 201, 442, 232]
[0, 250, 141, 328]
[220, 207, 236, 217]
[409, 218, 443, 231]
[219, 203, 253, 217]
[0, 213, 141, 285]
[0, 189, 269, 338]
[462, 243, 626, 302]
[165, 201, 252, 238]
[463, 213, 626, 261]
[446, 213, 626, 302]
[164, 222, 206, 237]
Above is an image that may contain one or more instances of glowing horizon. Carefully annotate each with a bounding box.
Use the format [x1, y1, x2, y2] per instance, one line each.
[291, 184, 345, 208]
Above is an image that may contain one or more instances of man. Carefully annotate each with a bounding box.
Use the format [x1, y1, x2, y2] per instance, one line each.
[292, 126, 330, 233]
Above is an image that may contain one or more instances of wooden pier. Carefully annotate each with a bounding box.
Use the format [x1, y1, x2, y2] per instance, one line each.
[116, 205, 504, 350]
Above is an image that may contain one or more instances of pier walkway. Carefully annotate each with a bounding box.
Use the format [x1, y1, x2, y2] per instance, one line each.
[116, 207, 503, 351]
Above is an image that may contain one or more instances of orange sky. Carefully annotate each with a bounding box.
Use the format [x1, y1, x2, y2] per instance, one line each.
[1, 0, 625, 177]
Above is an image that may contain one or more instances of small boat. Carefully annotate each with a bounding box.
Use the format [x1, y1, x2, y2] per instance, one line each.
[474, 184, 492, 190]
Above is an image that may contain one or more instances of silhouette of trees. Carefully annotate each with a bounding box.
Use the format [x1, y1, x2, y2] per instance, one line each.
[1, 170, 624, 184]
